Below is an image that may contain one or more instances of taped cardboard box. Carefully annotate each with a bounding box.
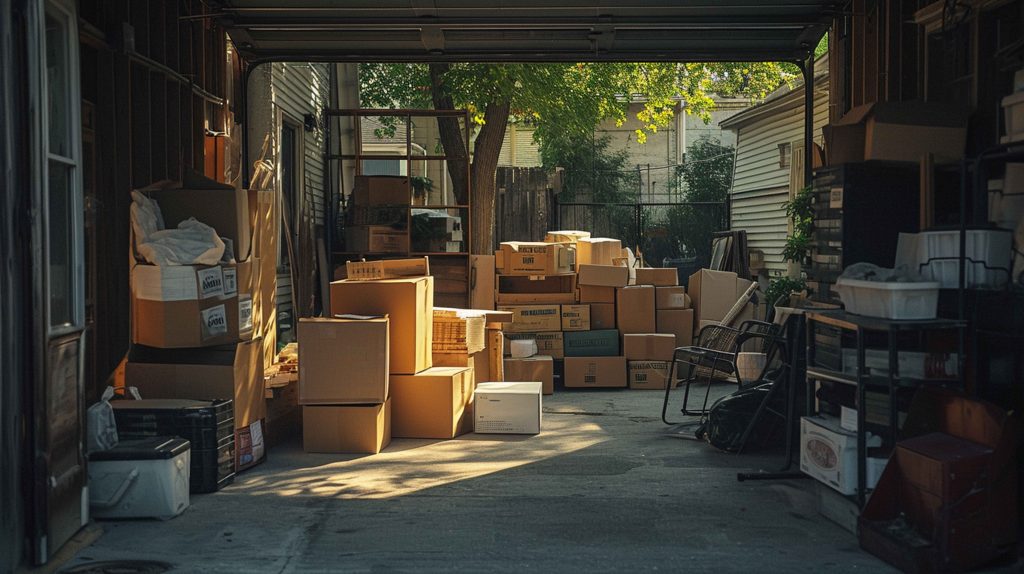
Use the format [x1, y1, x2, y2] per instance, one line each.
[142, 174, 252, 261]
[823, 101, 967, 165]
[131, 263, 244, 348]
[629, 360, 672, 390]
[564, 329, 620, 357]
[391, 367, 474, 439]
[495, 242, 574, 275]
[504, 355, 554, 395]
[302, 399, 392, 454]
[331, 276, 433, 375]
[590, 303, 616, 329]
[297, 317, 389, 405]
[564, 356, 627, 388]
[657, 309, 694, 347]
[615, 286, 656, 334]
[504, 332, 563, 359]
[496, 274, 577, 305]
[635, 268, 678, 286]
[474, 382, 542, 434]
[688, 269, 738, 325]
[656, 286, 690, 310]
[345, 257, 429, 281]
[561, 304, 591, 331]
[433, 349, 488, 385]
[470, 255, 496, 310]
[576, 237, 622, 266]
[577, 264, 628, 287]
[125, 337, 266, 432]
[623, 334, 676, 361]
[499, 304, 562, 333]
[346, 225, 409, 253]
[352, 175, 410, 206]
[579, 284, 616, 304]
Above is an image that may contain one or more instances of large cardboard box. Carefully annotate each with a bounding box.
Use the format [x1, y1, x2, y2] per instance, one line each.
[563, 329, 620, 357]
[125, 338, 265, 430]
[143, 175, 252, 261]
[470, 255, 496, 310]
[657, 309, 694, 348]
[629, 361, 671, 390]
[474, 382, 542, 434]
[564, 356, 627, 388]
[345, 257, 429, 281]
[297, 317, 389, 405]
[544, 230, 590, 245]
[561, 304, 590, 331]
[487, 328, 505, 380]
[499, 304, 562, 333]
[623, 334, 676, 361]
[635, 268, 678, 286]
[577, 264, 628, 287]
[578, 284, 615, 304]
[433, 349, 487, 383]
[590, 303, 615, 329]
[495, 242, 573, 275]
[346, 225, 409, 253]
[615, 286, 656, 334]
[800, 415, 884, 495]
[576, 238, 622, 266]
[352, 175, 409, 206]
[302, 399, 392, 454]
[496, 274, 577, 305]
[390, 367, 474, 439]
[504, 355, 554, 395]
[131, 264, 245, 348]
[655, 286, 690, 310]
[688, 269, 738, 325]
[330, 276, 434, 375]
[504, 332, 564, 359]
[824, 102, 967, 165]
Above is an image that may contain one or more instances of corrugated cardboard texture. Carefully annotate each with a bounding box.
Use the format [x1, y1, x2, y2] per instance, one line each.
[657, 309, 694, 347]
[331, 276, 434, 375]
[564, 329, 620, 357]
[495, 274, 577, 305]
[576, 237, 622, 266]
[499, 304, 562, 333]
[544, 230, 590, 244]
[496, 242, 572, 275]
[688, 269, 737, 325]
[390, 367, 474, 439]
[577, 264, 628, 287]
[132, 296, 241, 348]
[655, 286, 690, 309]
[470, 255, 496, 310]
[297, 317, 389, 405]
[579, 285, 615, 304]
[629, 360, 671, 390]
[504, 355, 554, 395]
[564, 356, 627, 388]
[302, 399, 392, 454]
[623, 334, 676, 361]
[504, 332, 563, 359]
[250, 189, 278, 370]
[634, 268, 678, 286]
[560, 304, 591, 331]
[352, 175, 409, 206]
[487, 328, 505, 380]
[125, 338, 265, 429]
[590, 303, 616, 329]
[615, 286, 656, 334]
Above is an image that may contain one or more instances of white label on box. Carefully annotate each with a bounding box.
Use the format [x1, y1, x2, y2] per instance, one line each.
[200, 304, 228, 339]
[668, 293, 687, 307]
[222, 268, 238, 297]
[196, 267, 225, 299]
[239, 296, 253, 332]
[829, 186, 843, 209]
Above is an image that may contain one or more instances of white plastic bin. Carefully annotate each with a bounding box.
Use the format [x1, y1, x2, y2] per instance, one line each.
[917, 229, 1013, 288]
[835, 277, 940, 320]
[89, 436, 190, 520]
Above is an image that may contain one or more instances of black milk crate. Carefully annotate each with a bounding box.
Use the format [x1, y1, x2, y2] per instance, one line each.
[191, 433, 236, 493]
[112, 398, 234, 450]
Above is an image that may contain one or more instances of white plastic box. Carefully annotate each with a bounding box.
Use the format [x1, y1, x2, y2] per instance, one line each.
[1003, 91, 1024, 142]
[834, 277, 940, 320]
[474, 382, 542, 434]
[800, 415, 886, 495]
[918, 229, 1013, 288]
[88, 436, 191, 520]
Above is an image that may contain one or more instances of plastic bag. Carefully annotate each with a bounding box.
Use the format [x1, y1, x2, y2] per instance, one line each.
[87, 386, 119, 453]
[131, 191, 225, 266]
[840, 262, 923, 283]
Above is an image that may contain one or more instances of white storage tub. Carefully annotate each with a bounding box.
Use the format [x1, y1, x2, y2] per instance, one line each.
[835, 277, 940, 320]
[89, 436, 190, 520]
[918, 229, 1013, 288]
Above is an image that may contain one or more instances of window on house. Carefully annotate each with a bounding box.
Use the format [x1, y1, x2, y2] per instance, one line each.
[778, 143, 791, 169]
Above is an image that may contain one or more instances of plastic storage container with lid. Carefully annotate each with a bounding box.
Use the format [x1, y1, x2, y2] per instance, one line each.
[88, 436, 191, 520]
[834, 277, 941, 320]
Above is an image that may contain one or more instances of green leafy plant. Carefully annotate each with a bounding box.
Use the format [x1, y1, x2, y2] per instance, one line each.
[781, 185, 814, 264]
[410, 176, 434, 201]
[765, 276, 807, 308]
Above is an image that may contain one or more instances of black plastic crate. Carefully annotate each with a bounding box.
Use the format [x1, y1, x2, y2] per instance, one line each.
[112, 399, 234, 450]
[191, 434, 236, 493]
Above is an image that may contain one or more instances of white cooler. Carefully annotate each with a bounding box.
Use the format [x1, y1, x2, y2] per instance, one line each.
[89, 436, 191, 520]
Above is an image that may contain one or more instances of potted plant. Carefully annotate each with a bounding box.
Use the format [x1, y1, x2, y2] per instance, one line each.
[781, 185, 814, 267]
[410, 176, 433, 206]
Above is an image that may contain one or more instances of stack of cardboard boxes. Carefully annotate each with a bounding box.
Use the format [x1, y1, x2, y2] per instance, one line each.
[125, 175, 267, 473]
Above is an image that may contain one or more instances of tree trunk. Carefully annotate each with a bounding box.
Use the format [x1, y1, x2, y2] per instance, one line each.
[429, 64, 469, 205]
[469, 101, 510, 254]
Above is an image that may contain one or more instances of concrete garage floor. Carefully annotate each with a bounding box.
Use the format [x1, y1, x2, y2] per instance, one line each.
[66, 389, 898, 573]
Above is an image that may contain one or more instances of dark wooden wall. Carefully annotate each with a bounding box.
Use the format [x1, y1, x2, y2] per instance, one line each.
[495, 167, 553, 245]
[77, 0, 229, 400]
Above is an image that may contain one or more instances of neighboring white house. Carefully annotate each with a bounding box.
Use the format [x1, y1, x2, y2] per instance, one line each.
[721, 55, 830, 278]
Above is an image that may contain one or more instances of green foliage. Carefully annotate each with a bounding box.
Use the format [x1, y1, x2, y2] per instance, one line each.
[409, 176, 433, 198]
[675, 136, 735, 202]
[548, 135, 638, 203]
[765, 277, 808, 308]
[781, 186, 815, 264]
[662, 136, 735, 266]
